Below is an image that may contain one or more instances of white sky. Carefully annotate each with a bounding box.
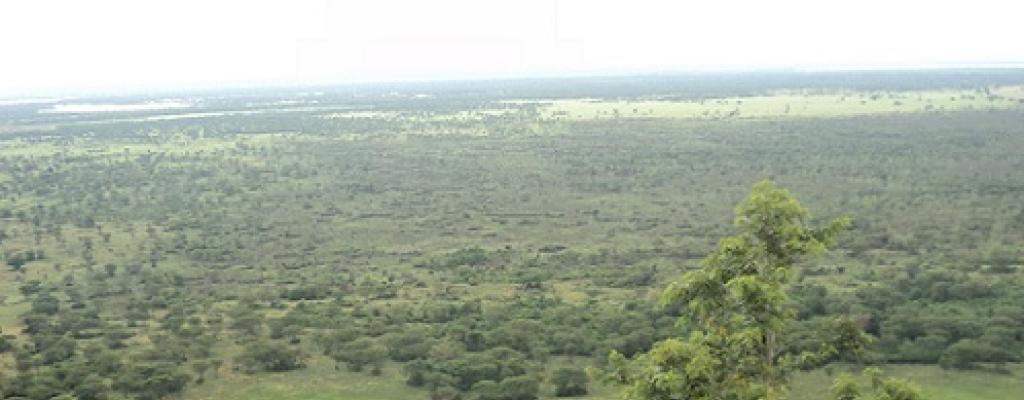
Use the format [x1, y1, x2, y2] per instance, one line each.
[1, 0, 1022, 96]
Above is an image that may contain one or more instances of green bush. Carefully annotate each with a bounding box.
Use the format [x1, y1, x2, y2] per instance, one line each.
[550, 367, 588, 397]
[235, 340, 305, 373]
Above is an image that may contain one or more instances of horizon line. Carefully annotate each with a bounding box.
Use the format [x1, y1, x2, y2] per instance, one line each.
[5, 62, 1024, 101]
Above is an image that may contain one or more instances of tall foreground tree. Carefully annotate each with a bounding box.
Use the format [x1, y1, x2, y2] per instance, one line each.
[607, 181, 921, 400]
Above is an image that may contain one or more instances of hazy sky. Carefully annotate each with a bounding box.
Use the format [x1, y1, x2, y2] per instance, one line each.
[1, 0, 1022, 96]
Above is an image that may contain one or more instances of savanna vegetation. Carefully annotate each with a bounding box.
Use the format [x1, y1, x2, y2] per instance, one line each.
[1, 70, 1023, 400]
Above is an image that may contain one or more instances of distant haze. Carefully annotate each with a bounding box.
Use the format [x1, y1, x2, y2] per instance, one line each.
[2, 0, 1023, 97]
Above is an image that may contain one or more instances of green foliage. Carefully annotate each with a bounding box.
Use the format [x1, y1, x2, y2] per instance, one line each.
[827, 371, 925, 400]
[550, 367, 589, 397]
[74, 374, 110, 400]
[820, 317, 874, 364]
[330, 337, 388, 372]
[30, 293, 61, 315]
[874, 378, 924, 400]
[0, 335, 13, 353]
[498, 376, 540, 400]
[433, 247, 489, 269]
[403, 347, 531, 394]
[831, 373, 860, 400]
[612, 181, 856, 400]
[938, 339, 1018, 370]
[112, 362, 190, 400]
[470, 380, 501, 400]
[469, 376, 539, 400]
[235, 340, 306, 373]
[385, 328, 435, 362]
[2, 75, 1023, 400]
[863, 367, 884, 391]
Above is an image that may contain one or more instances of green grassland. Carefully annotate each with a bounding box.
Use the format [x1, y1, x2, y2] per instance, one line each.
[182, 355, 629, 400]
[184, 358, 424, 400]
[538, 86, 1024, 120]
[789, 365, 1024, 400]
[2, 73, 1024, 400]
[179, 362, 1024, 400]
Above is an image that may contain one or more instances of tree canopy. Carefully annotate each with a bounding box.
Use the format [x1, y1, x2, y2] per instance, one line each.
[607, 181, 919, 400]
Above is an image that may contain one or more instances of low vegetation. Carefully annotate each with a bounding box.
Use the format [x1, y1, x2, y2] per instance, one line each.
[1, 71, 1023, 400]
